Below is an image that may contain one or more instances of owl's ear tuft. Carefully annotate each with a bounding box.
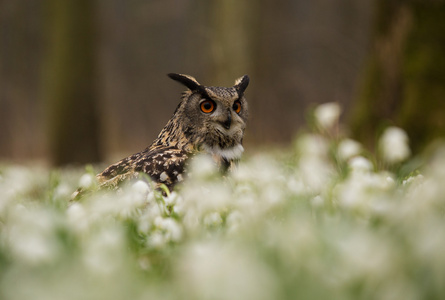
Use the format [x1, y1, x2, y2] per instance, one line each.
[168, 73, 202, 91]
[234, 75, 250, 95]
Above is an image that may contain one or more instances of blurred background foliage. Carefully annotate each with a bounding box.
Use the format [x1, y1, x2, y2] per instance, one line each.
[0, 0, 444, 166]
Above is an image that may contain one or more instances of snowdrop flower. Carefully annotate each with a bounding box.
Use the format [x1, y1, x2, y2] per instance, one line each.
[231, 163, 252, 182]
[0, 166, 41, 202]
[299, 157, 332, 192]
[67, 202, 90, 233]
[338, 139, 362, 161]
[88, 194, 122, 218]
[296, 134, 332, 192]
[79, 173, 95, 189]
[349, 156, 373, 173]
[82, 227, 126, 275]
[425, 146, 445, 179]
[248, 155, 283, 186]
[115, 181, 151, 218]
[176, 242, 277, 300]
[164, 191, 180, 206]
[148, 232, 167, 249]
[297, 134, 329, 158]
[137, 213, 152, 234]
[336, 231, 394, 279]
[379, 126, 411, 163]
[226, 210, 243, 233]
[161, 218, 183, 242]
[262, 184, 284, 206]
[141, 200, 163, 220]
[311, 195, 325, 207]
[203, 212, 223, 227]
[53, 183, 72, 200]
[172, 195, 185, 215]
[6, 206, 60, 264]
[189, 154, 218, 179]
[154, 217, 183, 243]
[337, 169, 395, 214]
[146, 217, 183, 249]
[131, 180, 150, 197]
[182, 182, 231, 214]
[402, 174, 424, 186]
[286, 175, 307, 195]
[314, 102, 341, 129]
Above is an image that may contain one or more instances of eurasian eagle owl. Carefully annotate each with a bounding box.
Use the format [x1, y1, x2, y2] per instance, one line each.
[96, 73, 250, 191]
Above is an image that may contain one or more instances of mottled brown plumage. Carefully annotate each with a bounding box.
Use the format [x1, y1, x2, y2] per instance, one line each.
[96, 73, 250, 191]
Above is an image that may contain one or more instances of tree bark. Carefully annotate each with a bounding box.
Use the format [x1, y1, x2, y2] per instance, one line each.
[43, 0, 102, 165]
[350, 0, 445, 154]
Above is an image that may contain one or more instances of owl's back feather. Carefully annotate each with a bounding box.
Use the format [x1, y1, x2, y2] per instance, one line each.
[97, 146, 189, 190]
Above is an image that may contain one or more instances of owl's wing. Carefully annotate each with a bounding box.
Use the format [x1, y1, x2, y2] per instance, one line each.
[97, 146, 190, 190]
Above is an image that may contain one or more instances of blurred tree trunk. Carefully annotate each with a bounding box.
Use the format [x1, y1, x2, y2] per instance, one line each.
[43, 0, 102, 165]
[350, 0, 445, 154]
[186, 0, 260, 85]
[207, 0, 260, 84]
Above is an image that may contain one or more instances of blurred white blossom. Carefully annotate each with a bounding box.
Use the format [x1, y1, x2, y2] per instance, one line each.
[379, 126, 411, 163]
[6, 206, 60, 264]
[314, 102, 341, 129]
[1, 113, 445, 300]
[176, 242, 277, 300]
[338, 139, 362, 161]
[82, 227, 126, 275]
[203, 212, 223, 227]
[189, 154, 218, 179]
[297, 134, 333, 192]
[79, 173, 95, 189]
[131, 180, 150, 196]
[349, 156, 373, 173]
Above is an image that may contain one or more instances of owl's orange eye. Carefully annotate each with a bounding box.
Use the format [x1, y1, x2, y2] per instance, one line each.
[200, 100, 216, 113]
[233, 100, 241, 114]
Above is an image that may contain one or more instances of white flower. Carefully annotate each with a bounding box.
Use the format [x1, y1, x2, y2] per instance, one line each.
[162, 218, 183, 242]
[182, 182, 231, 215]
[67, 202, 89, 232]
[379, 127, 411, 163]
[311, 195, 325, 207]
[336, 231, 394, 278]
[189, 154, 218, 179]
[296, 134, 332, 192]
[203, 212, 223, 227]
[82, 227, 126, 275]
[297, 134, 329, 158]
[148, 232, 166, 249]
[226, 210, 243, 233]
[137, 214, 152, 234]
[314, 102, 341, 129]
[338, 139, 362, 161]
[299, 157, 332, 192]
[131, 180, 150, 196]
[176, 242, 277, 300]
[349, 156, 373, 173]
[6, 206, 60, 264]
[146, 217, 183, 248]
[78, 173, 95, 189]
[164, 191, 179, 206]
[53, 183, 72, 199]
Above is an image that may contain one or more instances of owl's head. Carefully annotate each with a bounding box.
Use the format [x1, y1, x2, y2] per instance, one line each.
[167, 73, 249, 160]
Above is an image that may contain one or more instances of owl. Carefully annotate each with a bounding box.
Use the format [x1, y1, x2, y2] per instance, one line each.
[96, 73, 250, 191]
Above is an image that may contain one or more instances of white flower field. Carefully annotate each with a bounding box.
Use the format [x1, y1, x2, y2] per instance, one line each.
[1, 104, 444, 300]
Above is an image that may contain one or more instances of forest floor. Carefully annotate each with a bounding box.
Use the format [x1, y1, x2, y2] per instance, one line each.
[1, 103, 444, 300]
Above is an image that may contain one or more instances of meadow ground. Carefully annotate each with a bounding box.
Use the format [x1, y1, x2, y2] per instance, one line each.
[1, 103, 444, 300]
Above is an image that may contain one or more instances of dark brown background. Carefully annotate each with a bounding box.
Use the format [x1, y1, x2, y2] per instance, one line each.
[1, 0, 444, 165]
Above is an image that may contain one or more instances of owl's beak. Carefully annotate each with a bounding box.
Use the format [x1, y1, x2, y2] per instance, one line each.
[221, 110, 232, 130]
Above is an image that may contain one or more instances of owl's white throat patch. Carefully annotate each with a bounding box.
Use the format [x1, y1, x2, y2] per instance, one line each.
[206, 144, 244, 161]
